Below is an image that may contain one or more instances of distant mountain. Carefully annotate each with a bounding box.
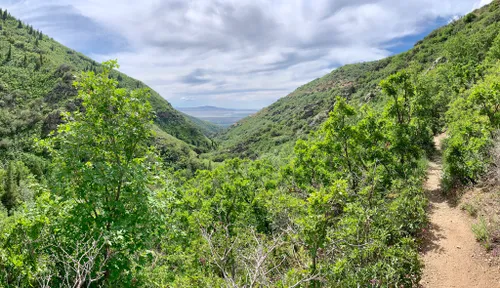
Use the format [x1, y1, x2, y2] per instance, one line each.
[179, 106, 234, 112]
[177, 106, 258, 127]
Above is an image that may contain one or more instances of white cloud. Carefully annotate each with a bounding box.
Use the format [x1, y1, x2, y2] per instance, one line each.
[476, 0, 493, 9]
[0, 0, 491, 108]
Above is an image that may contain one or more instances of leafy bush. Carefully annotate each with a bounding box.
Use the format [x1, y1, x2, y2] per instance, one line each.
[442, 63, 500, 189]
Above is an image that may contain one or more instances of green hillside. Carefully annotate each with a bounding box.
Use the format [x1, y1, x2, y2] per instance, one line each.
[0, 9, 212, 162]
[214, 2, 500, 160]
[182, 112, 223, 137]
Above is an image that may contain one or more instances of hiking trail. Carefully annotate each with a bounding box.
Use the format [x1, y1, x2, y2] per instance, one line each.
[419, 134, 500, 288]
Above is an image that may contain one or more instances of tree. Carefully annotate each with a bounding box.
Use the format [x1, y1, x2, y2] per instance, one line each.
[39, 60, 159, 285]
[468, 64, 500, 128]
[5, 44, 11, 62]
[1, 161, 18, 214]
[298, 180, 347, 287]
[380, 71, 428, 169]
[321, 97, 359, 190]
[17, 20, 22, 28]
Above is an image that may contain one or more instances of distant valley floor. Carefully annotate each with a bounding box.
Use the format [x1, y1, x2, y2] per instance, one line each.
[177, 106, 258, 127]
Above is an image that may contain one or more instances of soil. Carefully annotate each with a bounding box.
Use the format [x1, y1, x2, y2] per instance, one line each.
[419, 134, 500, 288]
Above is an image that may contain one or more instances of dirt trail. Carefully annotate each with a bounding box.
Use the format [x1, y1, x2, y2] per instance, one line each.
[420, 134, 500, 288]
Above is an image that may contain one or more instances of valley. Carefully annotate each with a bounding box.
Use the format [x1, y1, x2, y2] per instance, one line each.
[0, 1, 499, 287]
[177, 106, 258, 127]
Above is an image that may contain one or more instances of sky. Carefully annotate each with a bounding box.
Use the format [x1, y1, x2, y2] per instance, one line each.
[0, 0, 493, 109]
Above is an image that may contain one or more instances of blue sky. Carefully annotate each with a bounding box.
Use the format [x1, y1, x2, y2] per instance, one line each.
[0, 0, 492, 109]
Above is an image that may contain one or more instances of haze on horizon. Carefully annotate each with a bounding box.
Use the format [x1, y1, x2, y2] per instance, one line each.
[0, 0, 492, 109]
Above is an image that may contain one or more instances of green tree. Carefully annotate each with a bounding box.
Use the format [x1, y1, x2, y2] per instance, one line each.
[380, 71, 429, 169]
[468, 64, 500, 128]
[40, 60, 159, 285]
[321, 97, 359, 189]
[5, 44, 11, 62]
[298, 180, 347, 287]
[1, 161, 18, 214]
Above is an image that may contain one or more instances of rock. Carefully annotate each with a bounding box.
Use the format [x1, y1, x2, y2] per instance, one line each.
[364, 92, 376, 102]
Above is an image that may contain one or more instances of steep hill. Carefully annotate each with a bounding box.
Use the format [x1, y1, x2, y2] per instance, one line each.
[0, 9, 212, 161]
[214, 1, 500, 160]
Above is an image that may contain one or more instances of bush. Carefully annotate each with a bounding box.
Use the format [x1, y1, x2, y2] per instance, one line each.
[464, 13, 477, 23]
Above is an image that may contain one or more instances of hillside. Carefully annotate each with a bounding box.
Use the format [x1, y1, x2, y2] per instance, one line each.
[181, 112, 223, 136]
[0, 9, 213, 162]
[214, 2, 500, 160]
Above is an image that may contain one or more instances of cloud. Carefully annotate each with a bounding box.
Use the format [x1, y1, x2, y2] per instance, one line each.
[1, 0, 129, 54]
[0, 0, 491, 108]
[180, 96, 194, 102]
[181, 69, 211, 85]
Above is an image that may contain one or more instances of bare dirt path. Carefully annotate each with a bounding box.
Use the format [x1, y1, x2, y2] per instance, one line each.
[420, 134, 500, 288]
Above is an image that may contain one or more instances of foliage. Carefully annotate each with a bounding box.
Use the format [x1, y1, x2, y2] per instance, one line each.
[36, 61, 164, 285]
[442, 63, 500, 189]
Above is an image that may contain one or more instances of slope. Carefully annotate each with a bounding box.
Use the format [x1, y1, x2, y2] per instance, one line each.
[214, 1, 500, 160]
[0, 8, 212, 161]
[181, 112, 223, 137]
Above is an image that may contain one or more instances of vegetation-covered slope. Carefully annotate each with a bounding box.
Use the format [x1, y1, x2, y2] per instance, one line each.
[214, 2, 500, 160]
[182, 112, 223, 137]
[0, 8, 212, 160]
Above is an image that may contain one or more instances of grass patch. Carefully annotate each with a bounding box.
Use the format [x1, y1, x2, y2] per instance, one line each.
[472, 217, 492, 250]
[461, 202, 478, 217]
